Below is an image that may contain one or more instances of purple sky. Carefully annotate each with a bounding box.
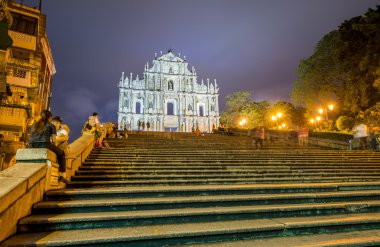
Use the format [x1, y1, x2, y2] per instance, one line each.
[24, 0, 378, 139]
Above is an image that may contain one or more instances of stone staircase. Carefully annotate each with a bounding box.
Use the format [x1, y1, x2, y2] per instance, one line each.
[2, 133, 380, 246]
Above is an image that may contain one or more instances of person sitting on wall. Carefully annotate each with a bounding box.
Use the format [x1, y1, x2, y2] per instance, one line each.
[51, 116, 70, 154]
[28, 110, 68, 183]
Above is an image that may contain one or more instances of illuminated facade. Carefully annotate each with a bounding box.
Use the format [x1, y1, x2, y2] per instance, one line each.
[118, 50, 220, 132]
[0, 2, 56, 142]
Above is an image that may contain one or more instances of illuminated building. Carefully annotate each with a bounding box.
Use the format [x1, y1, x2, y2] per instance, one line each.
[0, 1, 56, 142]
[118, 50, 220, 132]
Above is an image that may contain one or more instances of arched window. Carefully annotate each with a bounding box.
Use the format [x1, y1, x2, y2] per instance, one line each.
[167, 102, 174, 115]
[169, 67, 173, 74]
[199, 105, 204, 117]
[136, 102, 141, 114]
[168, 81, 174, 91]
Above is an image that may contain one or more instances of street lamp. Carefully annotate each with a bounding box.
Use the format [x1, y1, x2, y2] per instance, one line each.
[317, 104, 334, 121]
[271, 113, 282, 129]
[239, 118, 247, 128]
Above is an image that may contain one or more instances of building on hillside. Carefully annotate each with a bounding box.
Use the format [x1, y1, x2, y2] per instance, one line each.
[117, 50, 220, 133]
[0, 1, 56, 142]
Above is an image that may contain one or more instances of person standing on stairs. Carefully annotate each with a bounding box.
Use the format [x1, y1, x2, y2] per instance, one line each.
[89, 112, 103, 147]
[28, 110, 68, 183]
[146, 121, 151, 131]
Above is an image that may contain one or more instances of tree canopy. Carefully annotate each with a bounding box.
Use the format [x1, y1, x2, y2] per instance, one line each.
[220, 91, 304, 129]
[292, 6, 380, 117]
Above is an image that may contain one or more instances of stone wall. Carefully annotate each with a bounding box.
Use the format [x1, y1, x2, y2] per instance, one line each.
[0, 162, 47, 241]
[0, 123, 112, 242]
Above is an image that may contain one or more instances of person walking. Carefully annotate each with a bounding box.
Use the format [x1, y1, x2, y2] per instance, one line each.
[255, 126, 265, 149]
[29, 110, 67, 183]
[297, 127, 309, 146]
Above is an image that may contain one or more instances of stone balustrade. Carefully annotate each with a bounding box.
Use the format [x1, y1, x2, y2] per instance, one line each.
[0, 123, 112, 242]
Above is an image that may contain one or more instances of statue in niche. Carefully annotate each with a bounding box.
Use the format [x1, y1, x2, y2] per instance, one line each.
[188, 104, 193, 111]
[149, 101, 154, 109]
[168, 81, 174, 91]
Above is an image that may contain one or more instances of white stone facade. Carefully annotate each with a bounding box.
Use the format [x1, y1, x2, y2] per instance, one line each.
[118, 50, 220, 132]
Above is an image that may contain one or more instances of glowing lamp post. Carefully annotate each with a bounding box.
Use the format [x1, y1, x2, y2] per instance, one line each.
[316, 116, 321, 128]
[310, 118, 317, 129]
[318, 104, 334, 121]
[271, 113, 282, 129]
[239, 118, 247, 128]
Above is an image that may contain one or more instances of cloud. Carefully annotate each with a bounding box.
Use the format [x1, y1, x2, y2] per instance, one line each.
[100, 99, 119, 122]
[64, 88, 98, 119]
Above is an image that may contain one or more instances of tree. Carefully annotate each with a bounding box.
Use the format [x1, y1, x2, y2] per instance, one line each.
[359, 103, 380, 128]
[220, 91, 253, 127]
[220, 91, 297, 129]
[292, 6, 380, 117]
[241, 101, 271, 128]
[335, 116, 353, 131]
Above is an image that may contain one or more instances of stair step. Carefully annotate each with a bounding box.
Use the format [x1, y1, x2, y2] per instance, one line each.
[4, 213, 380, 246]
[19, 201, 380, 231]
[67, 177, 380, 188]
[33, 190, 380, 213]
[183, 229, 380, 247]
[70, 174, 380, 182]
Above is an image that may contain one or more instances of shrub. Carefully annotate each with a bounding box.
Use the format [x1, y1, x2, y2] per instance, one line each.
[335, 116, 353, 131]
[309, 131, 353, 142]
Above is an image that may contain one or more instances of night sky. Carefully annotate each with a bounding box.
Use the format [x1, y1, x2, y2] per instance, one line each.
[26, 0, 378, 139]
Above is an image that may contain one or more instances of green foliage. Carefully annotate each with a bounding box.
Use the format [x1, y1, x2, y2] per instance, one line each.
[359, 103, 380, 127]
[221, 91, 300, 129]
[292, 6, 380, 117]
[220, 91, 253, 127]
[241, 101, 271, 128]
[335, 116, 353, 131]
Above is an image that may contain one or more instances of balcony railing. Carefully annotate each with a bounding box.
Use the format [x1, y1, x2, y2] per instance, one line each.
[0, 99, 31, 109]
[8, 30, 36, 51]
[4, 58, 39, 88]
